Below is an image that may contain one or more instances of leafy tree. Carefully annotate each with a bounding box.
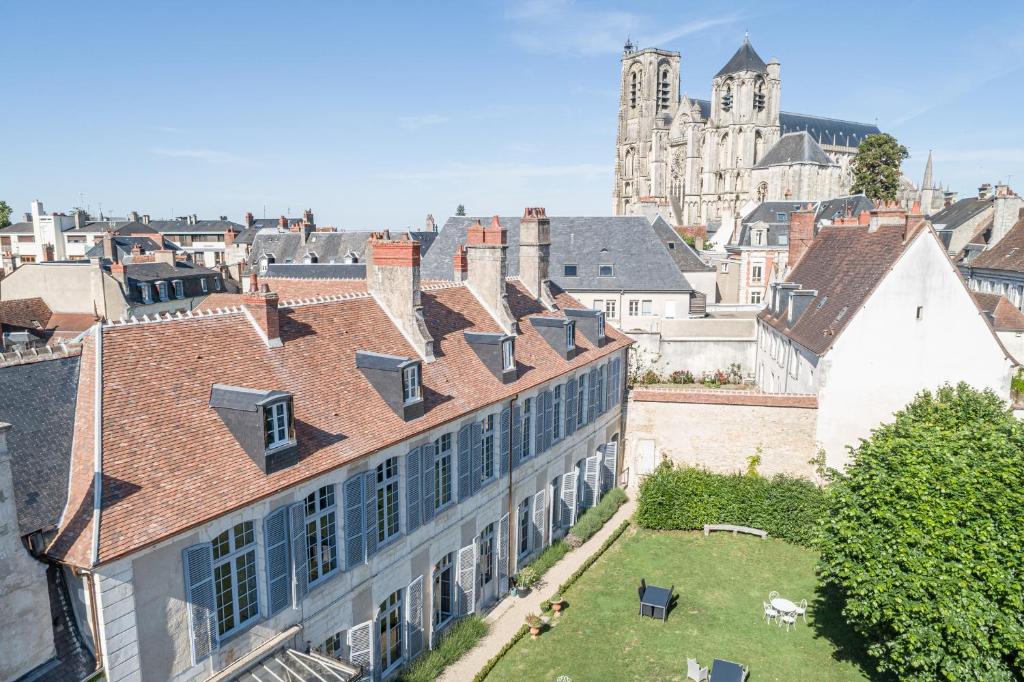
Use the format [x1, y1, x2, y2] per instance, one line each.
[455, 204, 466, 216]
[849, 133, 908, 202]
[818, 384, 1024, 680]
[0, 200, 11, 228]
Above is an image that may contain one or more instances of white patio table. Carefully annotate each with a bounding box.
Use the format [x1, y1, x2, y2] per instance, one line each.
[770, 597, 797, 614]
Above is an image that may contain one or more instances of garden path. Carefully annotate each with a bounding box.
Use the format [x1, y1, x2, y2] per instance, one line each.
[437, 498, 637, 682]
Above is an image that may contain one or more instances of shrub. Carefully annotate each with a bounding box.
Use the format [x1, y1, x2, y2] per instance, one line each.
[635, 462, 825, 547]
[640, 369, 661, 385]
[398, 615, 487, 682]
[669, 369, 695, 384]
[514, 565, 540, 590]
[567, 487, 628, 545]
[818, 384, 1024, 680]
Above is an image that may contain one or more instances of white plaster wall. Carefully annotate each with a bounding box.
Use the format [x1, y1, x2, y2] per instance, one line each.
[817, 230, 1015, 469]
[0, 261, 125, 318]
[96, 560, 142, 682]
[570, 290, 693, 331]
[996, 330, 1024, 366]
[632, 327, 756, 376]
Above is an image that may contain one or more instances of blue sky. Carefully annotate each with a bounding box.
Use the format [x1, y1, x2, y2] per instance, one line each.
[3, 0, 1023, 229]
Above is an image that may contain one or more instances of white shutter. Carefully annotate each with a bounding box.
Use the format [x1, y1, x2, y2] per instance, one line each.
[497, 513, 510, 596]
[288, 502, 308, 607]
[548, 479, 556, 542]
[584, 454, 602, 508]
[602, 441, 619, 495]
[183, 543, 218, 664]
[406, 576, 424, 659]
[456, 544, 477, 615]
[532, 490, 546, 551]
[348, 620, 374, 674]
[561, 471, 578, 528]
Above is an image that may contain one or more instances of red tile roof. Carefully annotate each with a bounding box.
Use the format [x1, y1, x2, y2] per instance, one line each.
[631, 387, 817, 408]
[0, 297, 52, 331]
[759, 221, 927, 356]
[47, 279, 631, 566]
[971, 292, 1024, 332]
[971, 215, 1024, 272]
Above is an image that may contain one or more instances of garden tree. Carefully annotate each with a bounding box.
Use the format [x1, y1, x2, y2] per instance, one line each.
[849, 133, 908, 202]
[455, 204, 466, 216]
[0, 200, 11, 228]
[818, 384, 1024, 680]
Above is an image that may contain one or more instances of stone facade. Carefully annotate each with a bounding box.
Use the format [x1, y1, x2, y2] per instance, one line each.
[613, 37, 880, 225]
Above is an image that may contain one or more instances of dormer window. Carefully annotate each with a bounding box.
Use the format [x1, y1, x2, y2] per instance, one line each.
[597, 312, 606, 341]
[214, 277, 222, 291]
[564, 307, 606, 347]
[529, 316, 577, 360]
[156, 281, 169, 301]
[172, 279, 184, 299]
[402, 364, 420, 404]
[566, 321, 576, 351]
[139, 283, 153, 304]
[502, 338, 515, 371]
[201, 278, 209, 293]
[264, 400, 291, 449]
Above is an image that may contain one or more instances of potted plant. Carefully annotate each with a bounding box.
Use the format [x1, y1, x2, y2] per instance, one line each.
[525, 613, 542, 639]
[515, 566, 540, 596]
[549, 594, 565, 614]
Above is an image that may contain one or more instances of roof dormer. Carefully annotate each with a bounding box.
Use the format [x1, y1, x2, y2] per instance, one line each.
[530, 316, 577, 360]
[355, 351, 425, 421]
[464, 332, 517, 383]
[209, 384, 298, 473]
[564, 307, 606, 347]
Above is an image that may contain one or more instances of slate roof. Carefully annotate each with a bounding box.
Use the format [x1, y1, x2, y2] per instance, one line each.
[84, 236, 177, 260]
[422, 216, 696, 292]
[0, 353, 81, 535]
[688, 102, 879, 148]
[148, 219, 243, 234]
[970, 216, 1024, 273]
[118, 260, 220, 282]
[264, 263, 367, 279]
[649, 217, 714, 272]
[47, 278, 631, 566]
[715, 38, 768, 78]
[0, 297, 52, 330]
[972, 292, 1024, 332]
[754, 131, 833, 169]
[249, 230, 374, 269]
[735, 196, 873, 247]
[0, 221, 34, 234]
[929, 197, 993, 230]
[759, 221, 928, 355]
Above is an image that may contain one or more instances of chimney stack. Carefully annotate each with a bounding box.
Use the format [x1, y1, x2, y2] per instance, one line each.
[128, 210, 140, 222]
[110, 261, 126, 285]
[979, 183, 993, 200]
[425, 214, 437, 233]
[225, 228, 237, 247]
[787, 203, 815, 268]
[519, 207, 557, 309]
[868, 200, 907, 233]
[130, 242, 143, 257]
[102, 231, 116, 262]
[366, 233, 435, 361]
[303, 209, 315, 226]
[278, 215, 288, 230]
[452, 245, 468, 283]
[153, 249, 176, 265]
[242, 284, 281, 347]
[142, 214, 150, 225]
[465, 217, 517, 334]
[990, 186, 1024, 249]
[244, 211, 255, 228]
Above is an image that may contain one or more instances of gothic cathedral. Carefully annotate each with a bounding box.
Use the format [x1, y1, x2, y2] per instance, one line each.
[613, 37, 881, 226]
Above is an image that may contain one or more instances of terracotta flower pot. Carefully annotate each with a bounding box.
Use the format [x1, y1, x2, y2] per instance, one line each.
[529, 625, 541, 638]
[551, 601, 563, 613]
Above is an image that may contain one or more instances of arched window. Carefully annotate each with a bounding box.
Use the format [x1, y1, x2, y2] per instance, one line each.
[721, 80, 733, 112]
[624, 148, 635, 177]
[756, 181, 768, 202]
[753, 78, 766, 112]
[629, 71, 638, 109]
[378, 590, 403, 674]
[659, 67, 671, 111]
[754, 131, 765, 165]
[718, 134, 729, 170]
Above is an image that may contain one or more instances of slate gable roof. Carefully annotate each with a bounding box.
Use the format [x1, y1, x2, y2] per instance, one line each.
[0, 221, 34, 234]
[249, 230, 374, 269]
[118, 260, 220, 282]
[47, 279, 631, 566]
[758, 222, 926, 355]
[929, 197, 992, 230]
[690, 101, 880, 148]
[715, 39, 768, 77]
[754, 131, 833, 169]
[649, 217, 714, 272]
[735, 195, 874, 247]
[84, 236, 177, 261]
[0, 353, 81, 536]
[970, 216, 1024, 273]
[423, 216, 697, 292]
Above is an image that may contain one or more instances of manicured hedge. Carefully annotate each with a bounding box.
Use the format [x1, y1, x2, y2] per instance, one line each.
[472, 625, 529, 682]
[398, 615, 488, 682]
[635, 463, 825, 547]
[556, 519, 631, 596]
[567, 487, 628, 545]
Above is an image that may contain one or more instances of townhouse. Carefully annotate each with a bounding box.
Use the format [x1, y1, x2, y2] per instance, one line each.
[30, 210, 629, 681]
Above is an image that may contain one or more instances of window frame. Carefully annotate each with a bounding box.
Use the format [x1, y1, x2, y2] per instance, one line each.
[502, 338, 515, 371]
[641, 300, 653, 316]
[214, 277, 222, 291]
[751, 264, 763, 283]
[433, 434, 453, 510]
[304, 485, 339, 587]
[139, 283, 153, 304]
[521, 397, 532, 460]
[432, 552, 455, 631]
[377, 590, 404, 675]
[628, 299, 639, 316]
[563, 264, 578, 277]
[481, 415, 496, 482]
[211, 521, 259, 640]
[598, 263, 614, 278]
[552, 385, 562, 442]
[172, 279, 184, 299]
[402, 363, 421, 404]
[263, 400, 293, 450]
[375, 457, 401, 545]
[517, 497, 531, 559]
[576, 374, 586, 426]
[604, 299, 616, 318]
[565, 321, 576, 351]
[200, 277, 209, 293]
[156, 280, 169, 301]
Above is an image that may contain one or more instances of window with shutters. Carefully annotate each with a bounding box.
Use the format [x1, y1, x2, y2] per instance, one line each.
[576, 375, 586, 426]
[521, 398, 532, 460]
[433, 434, 453, 510]
[518, 497, 531, 558]
[432, 552, 454, 631]
[552, 385, 562, 441]
[212, 521, 259, 638]
[264, 400, 292, 450]
[378, 590, 403, 674]
[376, 457, 400, 543]
[481, 415, 495, 481]
[304, 485, 338, 586]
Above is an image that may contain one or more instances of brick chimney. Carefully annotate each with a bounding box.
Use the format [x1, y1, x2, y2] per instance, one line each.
[452, 245, 468, 283]
[979, 183, 993, 200]
[110, 261, 126, 285]
[244, 212, 255, 228]
[278, 215, 288, 230]
[303, 209, 315, 226]
[990, 187, 1024, 249]
[102, 231, 116, 262]
[519, 207, 557, 309]
[154, 249, 176, 265]
[788, 203, 815, 268]
[868, 200, 907, 233]
[243, 284, 281, 347]
[366, 232, 435, 361]
[465, 217, 517, 334]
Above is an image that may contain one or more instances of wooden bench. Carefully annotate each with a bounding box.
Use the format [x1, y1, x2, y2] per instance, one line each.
[703, 524, 768, 539]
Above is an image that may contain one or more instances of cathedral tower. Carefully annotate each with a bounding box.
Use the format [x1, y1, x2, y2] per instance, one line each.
[613, 41, 680, 215]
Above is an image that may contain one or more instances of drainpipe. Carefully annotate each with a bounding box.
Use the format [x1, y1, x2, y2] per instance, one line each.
[75, 567, 105, 676]
[505, 395, 517, 584]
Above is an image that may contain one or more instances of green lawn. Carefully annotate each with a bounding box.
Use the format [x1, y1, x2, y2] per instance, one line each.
[485, 528, 874, 682]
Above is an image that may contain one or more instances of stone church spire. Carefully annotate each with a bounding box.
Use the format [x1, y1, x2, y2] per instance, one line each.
[922, 150, 934, 189]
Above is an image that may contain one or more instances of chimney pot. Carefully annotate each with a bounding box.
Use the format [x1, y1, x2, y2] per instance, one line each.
[244, 211, 255, 228]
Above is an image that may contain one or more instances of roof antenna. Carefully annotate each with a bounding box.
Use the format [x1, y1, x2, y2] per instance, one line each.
[744, 31, 749, 43]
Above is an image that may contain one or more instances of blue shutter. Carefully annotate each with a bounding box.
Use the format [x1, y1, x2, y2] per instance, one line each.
[613, 358, 622, 405]
[470, 421, 483, 495]
[406, 447, 422, 533]
[264, 507, 291, 617]
[343, 475, 365, 570]
[363, 471, 378, 558]
[565, 378, 577, 436]
[534, 395, 544, 456]
[511, 405, 522, 469]
[543, 389, 553, 451]
[183, 542, 218, 664]
[604, 362, 613, 410]
[458, 425, 472, 501]
[588, 367, 598, 424]
[499, 407, 511, 475]
[421, 442, 436, 522]
[598, 365, 606, 414]
[288, 502, 308, 604]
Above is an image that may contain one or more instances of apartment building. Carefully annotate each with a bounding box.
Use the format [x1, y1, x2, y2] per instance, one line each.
[17, 215, 629, 681]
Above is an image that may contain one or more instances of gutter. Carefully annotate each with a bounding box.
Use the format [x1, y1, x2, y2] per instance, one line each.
[91, 323, 103, 565]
